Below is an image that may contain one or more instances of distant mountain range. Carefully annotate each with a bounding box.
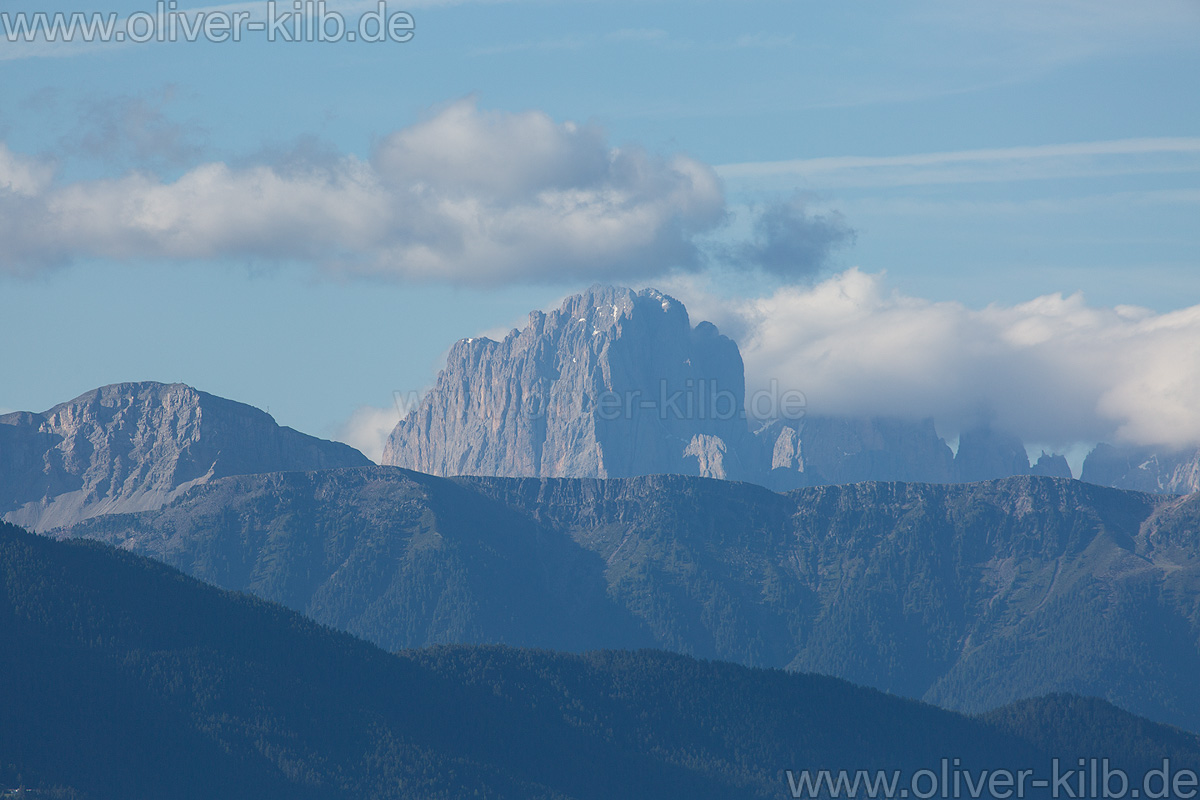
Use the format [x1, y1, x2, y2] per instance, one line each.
[1083, 442, 1200, 494]
[379, 285, 1198, 493]
[57, 467, 1200, 732]
[5, 519, 1200, 800]
[2, 288, 1196, 543]
[0, 381, 369, 531]
[3, 288, 1200, 754]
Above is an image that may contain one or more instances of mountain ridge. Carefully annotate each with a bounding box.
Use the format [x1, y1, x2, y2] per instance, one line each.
[1083, 442, 1200, 494]
[382, 285, 752, 480]
[6, 518, 1200, 799]
[58, 466, 1200, 731]
[380, 285, 1089, 491]
[0, 380, 370, 531]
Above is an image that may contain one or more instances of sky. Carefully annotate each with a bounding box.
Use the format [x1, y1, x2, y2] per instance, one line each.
[1, 0, 1198, 466]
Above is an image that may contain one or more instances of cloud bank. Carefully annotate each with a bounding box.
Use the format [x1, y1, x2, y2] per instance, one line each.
[0, 98, 843, 284]
[668, 270, 1200, 450]
[335, 403, 402, 464]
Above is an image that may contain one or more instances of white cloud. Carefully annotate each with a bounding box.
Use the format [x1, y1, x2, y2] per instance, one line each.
[333, 403, 402, 464]
[0, 98, 726, 283]
[663, 270, 1200, 450]
[0, 143, 53, 195]
[717, 137, 1200, 189]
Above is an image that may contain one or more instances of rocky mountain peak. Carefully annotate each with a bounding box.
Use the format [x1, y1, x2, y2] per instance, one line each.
[382, 286, 749, 479]
[381, 288, 1092, 491]
[0, 381, 369, 531]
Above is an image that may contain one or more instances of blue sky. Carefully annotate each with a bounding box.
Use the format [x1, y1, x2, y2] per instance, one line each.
[1, 0, 1198, 461]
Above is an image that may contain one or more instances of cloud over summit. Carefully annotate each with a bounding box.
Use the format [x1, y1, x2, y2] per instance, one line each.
[670, 270, 1200, 451]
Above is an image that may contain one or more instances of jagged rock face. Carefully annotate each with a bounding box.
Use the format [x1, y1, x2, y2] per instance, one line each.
[383, 285, 1077, 489]
[382, 286, 749, 479]
[1030, 451, 1073, 479]
[682, 434, 729, 480]
[0, 382, 369, 531]
[758, 416, 956, 490]
[1081, 443, 1200, 494]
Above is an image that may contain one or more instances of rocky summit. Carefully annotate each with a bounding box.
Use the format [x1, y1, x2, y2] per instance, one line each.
[0, 381, 369, 531]
[382, 285, 753, 480]
[383, 286, 1074, 488]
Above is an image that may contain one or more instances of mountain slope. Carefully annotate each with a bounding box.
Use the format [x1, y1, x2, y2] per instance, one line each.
[14, 519, 1195, 800]
[0, 381, 369, 531]
[1083, 442, 1200, 494]
[58, 466, 654, 653]
[757, 415, 958, 489]
[381, 285, 1062, 488]
[61, 468, 1200, 731]
[382, 285, 752, 480]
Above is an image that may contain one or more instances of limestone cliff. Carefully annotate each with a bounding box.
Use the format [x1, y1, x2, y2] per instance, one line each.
[382, 286, 749, 479]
